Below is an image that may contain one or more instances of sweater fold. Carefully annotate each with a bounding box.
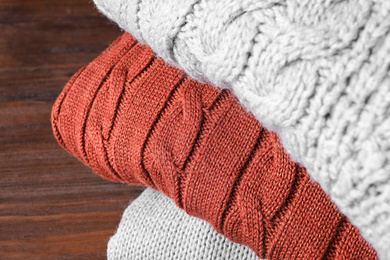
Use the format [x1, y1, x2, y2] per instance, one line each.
[108, 188, 260, 260]
[52, 32, 377, 259]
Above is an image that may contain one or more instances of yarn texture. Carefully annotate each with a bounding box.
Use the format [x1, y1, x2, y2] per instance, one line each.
[93, 1, 390, 258]
[52, 32, 378, 259]
[108, 188, 260, 260]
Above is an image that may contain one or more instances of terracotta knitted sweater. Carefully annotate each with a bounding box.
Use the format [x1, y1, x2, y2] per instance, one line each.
[51, 33, 377, 259]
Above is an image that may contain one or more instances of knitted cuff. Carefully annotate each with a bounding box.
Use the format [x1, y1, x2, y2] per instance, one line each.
[108, 188, 259, 260]
[93, 1, 390, 257]
[51, 32, 377, 259]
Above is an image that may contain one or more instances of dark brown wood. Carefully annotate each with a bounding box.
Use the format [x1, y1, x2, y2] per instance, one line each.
[0, 1, 144, 259]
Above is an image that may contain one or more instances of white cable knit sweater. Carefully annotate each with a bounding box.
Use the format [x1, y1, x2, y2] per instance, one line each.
[94, 0, 390, 258]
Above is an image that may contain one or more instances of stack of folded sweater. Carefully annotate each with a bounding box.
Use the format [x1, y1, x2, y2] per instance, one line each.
[52, 0, 390, 259]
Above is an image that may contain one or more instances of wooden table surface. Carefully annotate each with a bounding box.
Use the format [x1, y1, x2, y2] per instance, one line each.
[0, 1, 145, 259]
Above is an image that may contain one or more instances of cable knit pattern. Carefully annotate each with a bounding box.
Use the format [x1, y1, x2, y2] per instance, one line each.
[108, 188, 260, 260]
[52, 32, 377, 259]
[93, 1, 390, 258]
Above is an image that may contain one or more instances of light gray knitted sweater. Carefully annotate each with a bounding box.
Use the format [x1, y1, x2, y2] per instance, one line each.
[108, 188, 260, 260]
[95, 0, 390, 258]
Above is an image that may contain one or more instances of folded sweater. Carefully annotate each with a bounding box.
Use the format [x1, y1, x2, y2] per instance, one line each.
[51, 32, 377, 259]
[108, 188, 259, 260]
[93, 1, 390, 257]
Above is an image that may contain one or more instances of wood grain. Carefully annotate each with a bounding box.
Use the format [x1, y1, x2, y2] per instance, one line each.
[0, 1, 144, 259]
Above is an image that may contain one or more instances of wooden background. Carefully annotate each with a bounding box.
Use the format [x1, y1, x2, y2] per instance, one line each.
[0, 1, 144, 259]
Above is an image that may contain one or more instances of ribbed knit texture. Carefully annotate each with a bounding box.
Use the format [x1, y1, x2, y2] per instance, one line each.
[108, 188, 260, 260]
[51, 33, 378, 259]
[93, 1, 390, 257]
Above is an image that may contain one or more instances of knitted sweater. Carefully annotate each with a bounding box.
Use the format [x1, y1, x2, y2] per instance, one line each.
[92, 1, 390, 258]
[108, 188, 259, 260]
[52, 32, 377, 259]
